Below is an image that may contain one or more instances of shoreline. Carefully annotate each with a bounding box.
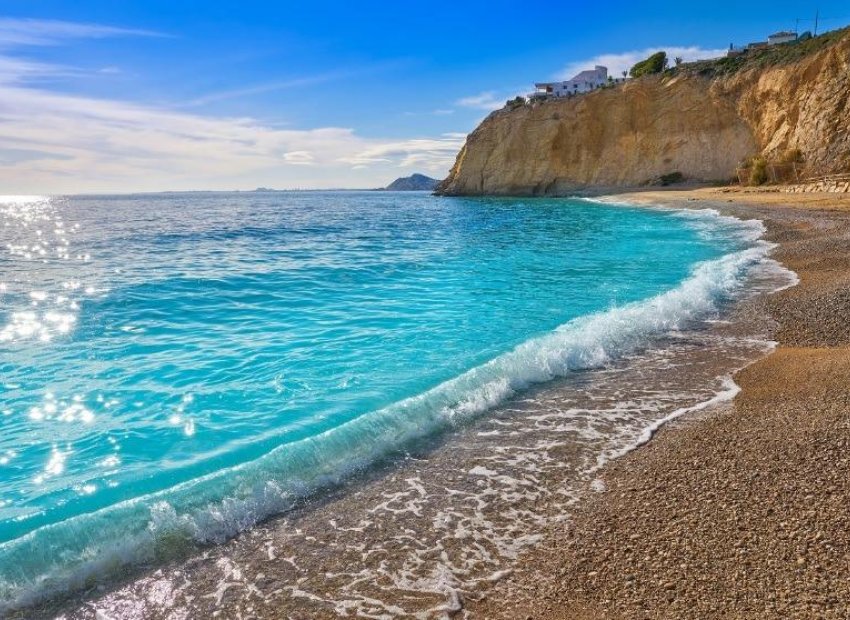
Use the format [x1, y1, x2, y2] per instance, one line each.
[471, 187, 850, 619]
[12, 190, 801, 619]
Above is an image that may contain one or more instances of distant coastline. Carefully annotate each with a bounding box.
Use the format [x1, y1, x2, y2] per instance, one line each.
[378, 173, 442, 191]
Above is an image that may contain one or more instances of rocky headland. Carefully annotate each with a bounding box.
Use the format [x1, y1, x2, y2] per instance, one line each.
[437, 29, 850, 196]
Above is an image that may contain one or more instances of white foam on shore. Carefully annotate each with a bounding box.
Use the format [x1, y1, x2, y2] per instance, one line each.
[601, 375, 741, 467]
[0, 203, 798, 614]
[576, 195, 798, 474]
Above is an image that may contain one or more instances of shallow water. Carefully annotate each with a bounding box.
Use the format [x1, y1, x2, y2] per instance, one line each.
[0, 192, 788, 611]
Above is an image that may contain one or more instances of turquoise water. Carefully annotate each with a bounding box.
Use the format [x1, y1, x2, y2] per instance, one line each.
[0, 192, 769, 607]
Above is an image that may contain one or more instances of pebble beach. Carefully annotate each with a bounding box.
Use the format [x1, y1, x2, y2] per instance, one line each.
[472, 187, 850, 619]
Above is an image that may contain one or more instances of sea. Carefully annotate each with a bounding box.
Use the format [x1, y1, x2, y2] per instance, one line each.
[0, 191, 795, 617]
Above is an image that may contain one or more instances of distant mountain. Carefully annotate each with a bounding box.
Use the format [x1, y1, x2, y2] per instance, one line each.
[383, 174, 441, 191]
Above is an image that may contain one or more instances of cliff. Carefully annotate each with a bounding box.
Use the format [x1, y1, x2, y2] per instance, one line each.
[438, 28, 850, 196]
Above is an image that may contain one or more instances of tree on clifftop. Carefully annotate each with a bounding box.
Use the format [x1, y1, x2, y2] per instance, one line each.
[630, 51, 668, 78]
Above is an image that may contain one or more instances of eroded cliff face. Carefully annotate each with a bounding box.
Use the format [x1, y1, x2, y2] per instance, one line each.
[438, 32, 850, 196]
[721, 35, 850, 174]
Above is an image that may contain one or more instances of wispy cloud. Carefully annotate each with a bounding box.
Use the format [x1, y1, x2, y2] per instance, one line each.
[456, 91, 504, 111]
[339, 135, 465, 170]
[0, 84, 462, 191]
[0, 17, 164, 47]
[0, 17, 164, 85]
[282, 150, 315, 165]
[558, 46, 728, 80]
[185, 75, 341, 107]
[185, 59, 410, 107]
[0, 17, 461, 192]
[0, 55, 78, 84]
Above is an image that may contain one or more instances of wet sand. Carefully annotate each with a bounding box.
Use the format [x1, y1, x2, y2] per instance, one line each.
[472, 187, 850, 619]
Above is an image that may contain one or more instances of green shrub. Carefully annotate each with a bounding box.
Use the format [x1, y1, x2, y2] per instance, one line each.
[630, 51, 668, 78]
[749, 157, 769, 185]
[683, 26, 848, 78]
[505, 96, 526, 110]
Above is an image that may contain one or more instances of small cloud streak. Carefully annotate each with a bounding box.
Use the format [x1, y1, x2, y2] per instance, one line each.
[456, 91, 503, 111]
[0, 17, 164, 47]
[558, 46, 728, 80]
[184, 59, 409, 107]
[185, 75, 337, 107]
[338, 135, 465, 170]
[282, 150, 315, 165]
[0, 55, 78, 84]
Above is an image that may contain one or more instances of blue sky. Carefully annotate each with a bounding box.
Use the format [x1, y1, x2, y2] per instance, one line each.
[0, 1, 848, 193]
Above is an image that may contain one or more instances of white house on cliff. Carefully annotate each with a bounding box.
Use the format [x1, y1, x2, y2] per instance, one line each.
[533, 65, 609, 98]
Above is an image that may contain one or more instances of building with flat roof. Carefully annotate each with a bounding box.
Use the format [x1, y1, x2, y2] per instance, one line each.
[768, 31, 798, 45]
[532, 65, 610, 98]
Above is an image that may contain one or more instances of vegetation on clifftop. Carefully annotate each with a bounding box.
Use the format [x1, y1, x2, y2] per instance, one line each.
[629, 51, 668, 78]
[677, 26, 850, 78]
[438, 24, 850, 195]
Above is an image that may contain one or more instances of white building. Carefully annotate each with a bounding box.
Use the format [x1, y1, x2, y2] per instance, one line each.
[768, 31, 797, 45]
[533, 65, 609, 98]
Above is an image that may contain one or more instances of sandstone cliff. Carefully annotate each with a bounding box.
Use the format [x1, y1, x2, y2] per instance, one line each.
[438, 29, 850, 196]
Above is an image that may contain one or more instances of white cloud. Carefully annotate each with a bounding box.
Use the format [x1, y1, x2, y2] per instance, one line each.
[0, 17, 162, 47]
[338, 135, 465, 169]
[0, 18, 157, 85]
[0, 85, 462, 192]
[0, 18, 463, 192]
[558, 46, 728, 80]
[0, 55, 77, 84]
[282, 150, 315, 165]
[456, 91, 503, 111]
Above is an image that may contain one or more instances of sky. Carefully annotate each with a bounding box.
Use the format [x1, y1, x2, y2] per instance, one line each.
[0, 1, 848, 193]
